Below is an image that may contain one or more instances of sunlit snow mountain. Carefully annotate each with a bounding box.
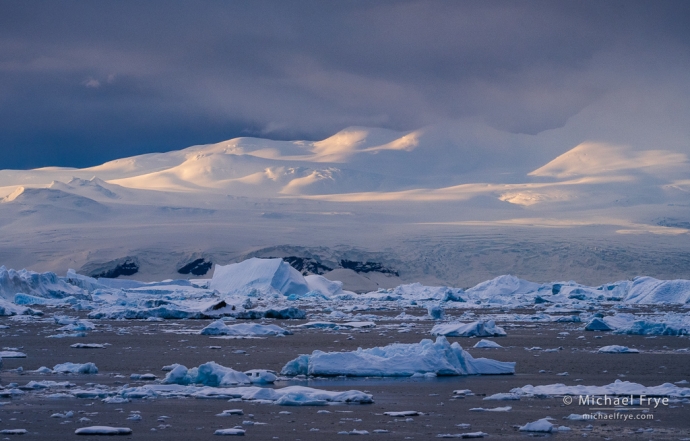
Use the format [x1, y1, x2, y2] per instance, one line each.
[2, 110, 690, 288]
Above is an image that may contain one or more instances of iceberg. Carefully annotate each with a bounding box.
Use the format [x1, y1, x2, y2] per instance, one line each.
[75, 426, 132, 435]
[53, 362, 98, 374]
[473, 339, 502, 349]
[585, 313, 690, 335]
[200, 320, 291, 336]
[519, 418, 553, 433]
[597, 345, 639, 354]
[465, 275, 542, 304]
[431, 320, 506, 337]
[0, 298, 41, 316]
[510, 380, 690, 398]
[0, 266, 86, 300]
[210, 258, 309, 297]
[118, 384, 373, 404]
[623, 276, 690, 304]
[162, 362, 252, 386]
[281, 336, 515, 377]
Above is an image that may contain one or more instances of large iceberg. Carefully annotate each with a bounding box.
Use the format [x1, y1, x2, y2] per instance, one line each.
[623, 276, 690, 304]
[281, 336, 515, 377]
[210, 258, 309, 297]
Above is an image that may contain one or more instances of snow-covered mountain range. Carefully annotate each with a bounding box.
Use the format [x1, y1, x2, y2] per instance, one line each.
[1, 111, 689, 287]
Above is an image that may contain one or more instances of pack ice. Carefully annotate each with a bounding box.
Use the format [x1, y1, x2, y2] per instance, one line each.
[281, 336, 515, 377]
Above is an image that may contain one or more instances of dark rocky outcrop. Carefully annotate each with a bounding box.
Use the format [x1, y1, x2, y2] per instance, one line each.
[340, 259, 399, 276]
[178, 258, 213, 276]
[82, 257, 139, 279]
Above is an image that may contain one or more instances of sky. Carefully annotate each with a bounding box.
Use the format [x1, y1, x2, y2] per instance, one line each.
[1, 1, 689, 170]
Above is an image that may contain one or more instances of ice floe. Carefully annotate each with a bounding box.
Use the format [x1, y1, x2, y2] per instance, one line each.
[597, 345, 639, 354]
[437, 432, 487, 438]
[0, 350, 26, 358]
[519, 418, 553, 433]
[510, 380, 690, 398]
[585, 313, 690, 335]
[200, 320, 291, 336]
[214, 427, 245, 435]
[281, 336, 515, 377]
[472, 339, 502, 348]
[115, 384, 372, 404]
[431, 320, 506, 337]
[74, 426, 132, 435]
[162, 362, 252, 386]
[52, 362, 98, 374]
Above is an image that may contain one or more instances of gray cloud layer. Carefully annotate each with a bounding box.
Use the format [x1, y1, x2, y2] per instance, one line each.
[1, 1, 689, 169]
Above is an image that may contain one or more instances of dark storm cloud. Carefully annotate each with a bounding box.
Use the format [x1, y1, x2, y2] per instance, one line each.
[1, 0, 689, 168]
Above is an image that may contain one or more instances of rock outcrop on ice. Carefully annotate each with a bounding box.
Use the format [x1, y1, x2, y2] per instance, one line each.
[281, 336, 515, 377]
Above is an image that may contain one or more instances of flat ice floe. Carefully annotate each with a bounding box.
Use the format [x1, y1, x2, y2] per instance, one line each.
[74, 426, 132, 435]
[200, 320, 291, 336]
[117, 384, 373, 405]
[281, 336, 515, 377]
[510, 380, 690, 398]
[431, 320, 506, 337]
[597, 345, 639, 354]
[52, 362, 98, 374]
